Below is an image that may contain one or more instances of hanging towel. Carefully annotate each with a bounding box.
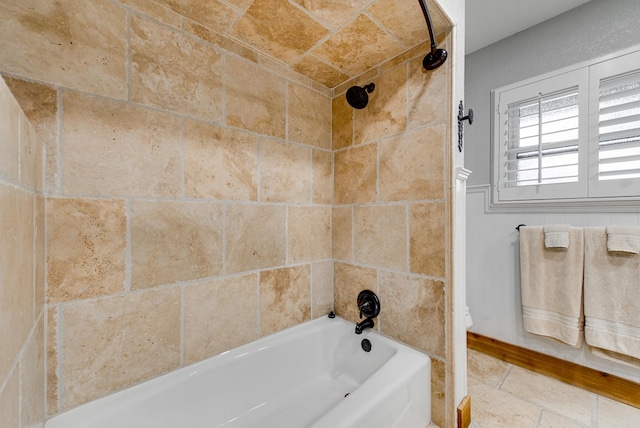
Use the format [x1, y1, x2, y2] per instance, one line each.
[519, 226, 584, 347]
[584, 227, 640, 367]
[606, 225, 640, 254]
[544, 224, 570, 249]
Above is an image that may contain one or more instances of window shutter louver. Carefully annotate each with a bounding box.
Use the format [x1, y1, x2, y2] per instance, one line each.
[504, 87, 580, 187]
[589, 50, 640, 198]
[597, 71, 640, 181]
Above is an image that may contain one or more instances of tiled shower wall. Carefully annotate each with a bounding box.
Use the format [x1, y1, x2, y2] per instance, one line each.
[331, 36, 452, 426]
[0, 79, 45, 426]
[1, 0, 333, 415]
[1, 0, 453, 425]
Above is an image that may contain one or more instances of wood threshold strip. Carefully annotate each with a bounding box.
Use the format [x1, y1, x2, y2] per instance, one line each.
[456, 395, 471, 428]
[467, 332, 640, 410]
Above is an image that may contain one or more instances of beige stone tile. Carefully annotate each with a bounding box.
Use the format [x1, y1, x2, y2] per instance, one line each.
[410, 202, 445, 277]
[501, 366, 593, 426]
[130, 16, 223, 122]
[20, 314, 45, 428]
[292, 0, 371, 29]
[332, 207, 353, 261]
[260, 138, 311, 203]
[431, 358, 447, 428]
[539, 410, 587, 428]
[0, 184, 35, 383]
[184, 274, 259, 364]
[354, 205, 408, 270]
[130, 200, 223, 289]
[62, 92, 182, 198]
[153, 0, 237, 34]
[597, 396, 640, 428]
[354, 65, 408, 145]
[35, 196, 45, 311]
[19, 116, 41, 191]
[225, 204, 286, 273]
[367, 0, 450, 48]
[468, 377, 539, 428]
[260, 265, 311, 336]
[467, 349, 510, 387]
[230, 0, 329, 64]
[311, 261, 333, 318]
[381, 41, 430, 74]
[332, 95, 353, 151]
[47, 198, 126, 303]
[312, 149, 332, 205]
[0, 0, 127, 99]
[184, 119, 258, 201]
[289, 206, 331, 263]
[184, 20, 259, 63]
[0, 367, 19, 428]
[334, 144, 377, 205]
[288, 84, 331, 149]
[0, 79, 20, 181]
[333, 262, 377, 324]
[47, 306, 59, 415]
[379, 125, 445, 201]
[118, 0, 182, 29]
[226, 56, 286, 139]
[3, 77, 58, 193]
[313, 14, 405, 77]
[60, 288, 181, 409]
[292, 55, 350, 89]
[379, 271, 444, 357]
[408, 47, 450, 130]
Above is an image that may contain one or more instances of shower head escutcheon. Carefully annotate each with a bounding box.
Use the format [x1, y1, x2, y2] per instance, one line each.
[346, 83, 375, 109]
[417, 0, 447, 70]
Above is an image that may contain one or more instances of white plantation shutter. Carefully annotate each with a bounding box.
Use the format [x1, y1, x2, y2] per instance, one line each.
[505, 88, 580, 186]
[496, 69, 588, 201]
[492, 46, 640, 207]
[590, 50, 640, 197]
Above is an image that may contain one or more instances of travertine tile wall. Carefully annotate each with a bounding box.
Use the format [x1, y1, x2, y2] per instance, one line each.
[1, 0, 332, 415]
[1, 0, 452, 424]
[0, 78, 46, 427]
[331, 36, 452, 427]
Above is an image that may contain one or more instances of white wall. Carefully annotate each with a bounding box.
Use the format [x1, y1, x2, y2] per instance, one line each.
[467, 186, 640, 382]
[465, 0, 640, 186]
[464, 0, 640, 382]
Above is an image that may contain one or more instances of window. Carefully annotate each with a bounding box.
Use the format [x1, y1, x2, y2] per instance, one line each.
[492, 47, 640, 207]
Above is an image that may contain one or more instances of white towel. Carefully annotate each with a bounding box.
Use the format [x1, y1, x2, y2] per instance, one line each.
[584, 227, 640, 367]
[519, 226, 584, 347]
[544, 224, 570, 249]
[607, 225, 640, 254]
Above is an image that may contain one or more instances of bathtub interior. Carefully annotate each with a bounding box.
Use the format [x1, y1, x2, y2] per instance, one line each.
[45, 316, 430, 428]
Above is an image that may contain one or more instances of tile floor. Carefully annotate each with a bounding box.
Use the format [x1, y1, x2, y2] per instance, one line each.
[466, 349, 640, 427]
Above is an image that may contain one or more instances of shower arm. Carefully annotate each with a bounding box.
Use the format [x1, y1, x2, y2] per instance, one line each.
[417, 0, 439, 56]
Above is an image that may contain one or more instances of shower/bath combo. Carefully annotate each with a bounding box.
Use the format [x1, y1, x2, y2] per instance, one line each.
[346, 0, 447, 109]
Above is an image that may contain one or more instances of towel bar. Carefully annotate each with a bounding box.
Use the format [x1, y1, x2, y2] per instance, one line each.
[516, 224, 526, 231]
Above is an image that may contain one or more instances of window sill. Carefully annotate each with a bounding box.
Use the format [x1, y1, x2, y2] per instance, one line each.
[468, 185, 640, 213]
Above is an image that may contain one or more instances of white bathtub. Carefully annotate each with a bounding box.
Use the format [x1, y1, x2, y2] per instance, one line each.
[45, 316, 431, 428]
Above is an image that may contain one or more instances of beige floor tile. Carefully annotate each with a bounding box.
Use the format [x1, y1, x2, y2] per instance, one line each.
[597, 396, 640, 428]
[539, 409, 588, 428]
[500, 366, 593, 426]
[469, 377, 539, 427]
[467, 349, 510, 387]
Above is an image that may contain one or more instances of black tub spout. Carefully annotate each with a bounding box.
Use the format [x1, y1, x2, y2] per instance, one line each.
[355, 318, 374, 335]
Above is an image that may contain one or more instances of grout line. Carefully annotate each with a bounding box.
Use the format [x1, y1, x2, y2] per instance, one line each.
[126, 12, 132, 102]
[497, 364, 512, 388]
[533, 407, 543, 427]
[592, 394, 598, 428]
[179, 286, 185, 367]
[124, 200, 132, 292]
